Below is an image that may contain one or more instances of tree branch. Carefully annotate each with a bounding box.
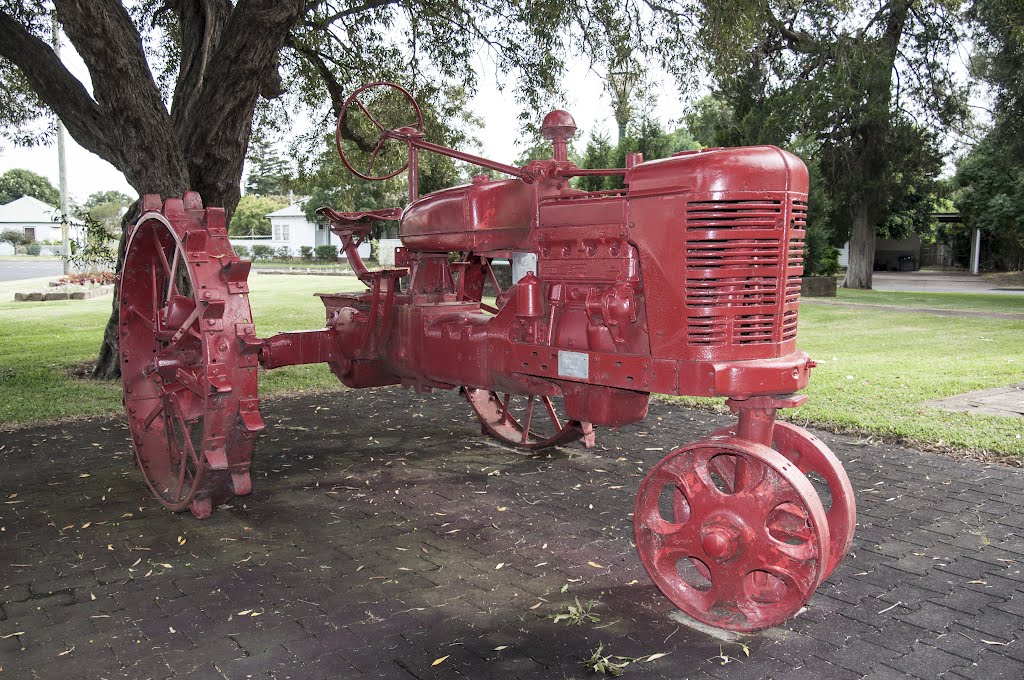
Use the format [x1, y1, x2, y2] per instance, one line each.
[54, 0, 189, 195]
[307, 0, 398, 28]
[0, 9, 118, 164]
[175, 0, 305, 212]
[169, 0, 233, 135]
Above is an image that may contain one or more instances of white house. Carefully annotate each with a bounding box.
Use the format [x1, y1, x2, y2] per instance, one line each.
[0, 195, 84, 255]
[229, 201, 370, 259]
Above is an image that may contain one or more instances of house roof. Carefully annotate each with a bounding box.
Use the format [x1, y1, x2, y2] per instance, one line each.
[0, 195, 83, 225]
[266, 202, 307, 218]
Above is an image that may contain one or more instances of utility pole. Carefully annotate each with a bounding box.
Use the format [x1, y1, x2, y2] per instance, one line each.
[53, 14, 71, 274]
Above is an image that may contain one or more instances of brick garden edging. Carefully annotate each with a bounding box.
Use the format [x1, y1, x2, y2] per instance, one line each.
[13, 283, 114, 301]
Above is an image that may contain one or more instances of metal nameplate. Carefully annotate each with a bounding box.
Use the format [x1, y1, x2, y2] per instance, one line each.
[557, 350, 589, 379]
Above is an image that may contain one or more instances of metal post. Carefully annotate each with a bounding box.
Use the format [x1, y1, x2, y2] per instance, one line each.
[970, 228, 981, 276]
[53, 14, 71, 275]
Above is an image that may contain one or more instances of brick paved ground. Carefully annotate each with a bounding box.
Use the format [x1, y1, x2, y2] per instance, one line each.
[1, 388, 1023, 679]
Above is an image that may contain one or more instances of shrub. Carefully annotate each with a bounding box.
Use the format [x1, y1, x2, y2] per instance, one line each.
[58, 272, 116, 285]
[25, 243, 41, 255]
[300, 245, 314, 261]
[0, 228, 31, 248]
[816, 246, 841, 277]
[233, 244, 251, 259]
[251, 244, 275, 261]
[276, 245, 292, 260]
[314, 244, 338, 262]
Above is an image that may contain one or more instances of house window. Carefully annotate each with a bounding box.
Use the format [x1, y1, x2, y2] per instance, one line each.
[272, 223, 289, 241]
[23, 227, 35, 241]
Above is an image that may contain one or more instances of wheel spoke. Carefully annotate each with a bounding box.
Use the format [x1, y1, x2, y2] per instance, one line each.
[499, 393, 513, 426]
[151, 266, 160, 331]
[129, 306, 155, 331]
[152, 227, 172, 274]
[667, 453, 719, 520]
[160, 302, 201, 354]
[142, 400, 164, 429]
[520, 396, 536, 444]
[541, 396, 562, 430]
[353, 97, 387, 132]
[166, 244, 180, 303]
[654, 514, 703, 555]
[174, 433, 190, 499]
[175, 367, 206, 397]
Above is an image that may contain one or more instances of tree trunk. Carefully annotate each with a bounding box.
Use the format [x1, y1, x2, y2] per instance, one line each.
[843, 199, 875, 289]
[77, 0, 306, 379]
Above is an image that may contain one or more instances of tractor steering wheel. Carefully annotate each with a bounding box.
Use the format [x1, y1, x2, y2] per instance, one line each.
[335, 82, 424, 181]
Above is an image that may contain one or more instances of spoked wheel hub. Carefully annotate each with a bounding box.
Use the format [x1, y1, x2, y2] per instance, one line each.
[120, 193, 264, 518]
[634, 438, 831, 631]
[709, 421, 856, 579]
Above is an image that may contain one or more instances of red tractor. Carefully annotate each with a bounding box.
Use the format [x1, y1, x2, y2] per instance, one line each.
[118, 82, 854, 632]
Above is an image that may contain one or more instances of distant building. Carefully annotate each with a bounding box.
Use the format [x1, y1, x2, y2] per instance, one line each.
[839, 235, 923, 272]
[228, 200, 369, 258]
[0, 196, 84, 255]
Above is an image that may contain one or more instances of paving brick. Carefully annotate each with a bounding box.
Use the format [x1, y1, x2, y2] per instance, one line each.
[951, 649, 1024, 679]
[3, 391, 1024, 679]
[887, 641, 975, 679]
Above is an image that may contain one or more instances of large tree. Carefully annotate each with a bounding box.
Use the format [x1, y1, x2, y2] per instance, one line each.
[0, 0, 688, 378]
[952, 0, 1024, 270]
[694, 0, 968, 288]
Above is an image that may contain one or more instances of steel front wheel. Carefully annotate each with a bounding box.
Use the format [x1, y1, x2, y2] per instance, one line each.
[119, 193, 263, 518]
[634, 437, 831, 632]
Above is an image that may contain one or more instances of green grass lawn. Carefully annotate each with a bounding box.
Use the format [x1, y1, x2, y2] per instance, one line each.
[0, 274, 363, 427]
[2, 276, 1022, 458]
[668, 301, 1024, 457]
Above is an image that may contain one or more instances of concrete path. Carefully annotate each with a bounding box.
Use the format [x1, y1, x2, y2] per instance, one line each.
[2, 389, 1023, 679]
[0, 259, 64, 283]
[872, 271, 1024, 295]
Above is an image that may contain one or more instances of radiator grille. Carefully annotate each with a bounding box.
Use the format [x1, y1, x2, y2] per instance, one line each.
[687, 316, 727, 346]
[686, 200, 783, 231]
[683, 196, 805, 350]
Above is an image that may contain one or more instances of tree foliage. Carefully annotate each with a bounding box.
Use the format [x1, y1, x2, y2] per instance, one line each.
[228, 194, 289, 237]
[692, 0, 968, 287]
[968, 0, 1024, 152]
[576, 114, 700, 191]
[245, 134, 294, 197]
[0, 167, 60, 206]
[1, 228, 33, 247]
[78, 189, 133, 231]
[951, 0, 1024, 270]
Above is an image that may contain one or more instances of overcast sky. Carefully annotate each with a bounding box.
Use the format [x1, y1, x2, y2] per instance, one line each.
[0, 33, 683, 206]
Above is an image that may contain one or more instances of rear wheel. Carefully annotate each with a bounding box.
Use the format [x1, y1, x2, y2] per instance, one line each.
[119, 193, 263, 518]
